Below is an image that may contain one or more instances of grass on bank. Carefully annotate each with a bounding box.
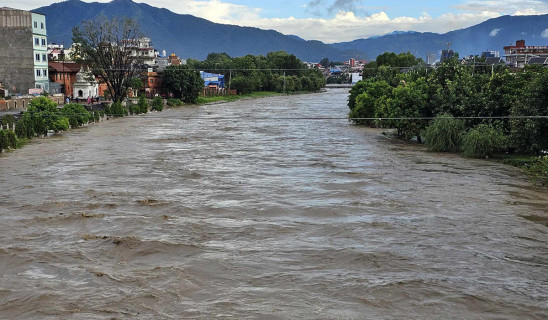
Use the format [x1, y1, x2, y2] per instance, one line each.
[196, 91, 281, 104]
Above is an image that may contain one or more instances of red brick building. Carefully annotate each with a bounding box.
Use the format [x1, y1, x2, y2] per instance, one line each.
[145, 72, 165, 97]
[48, 61, 81, 96]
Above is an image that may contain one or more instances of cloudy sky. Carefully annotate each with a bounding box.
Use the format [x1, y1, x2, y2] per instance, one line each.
[4, 0, 548, 42]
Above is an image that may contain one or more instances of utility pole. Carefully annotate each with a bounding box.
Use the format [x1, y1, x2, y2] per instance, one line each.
[283, 71, 286, 93]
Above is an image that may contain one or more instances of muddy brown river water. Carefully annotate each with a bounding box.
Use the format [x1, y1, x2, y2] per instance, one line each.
[0, 89, 547, 319]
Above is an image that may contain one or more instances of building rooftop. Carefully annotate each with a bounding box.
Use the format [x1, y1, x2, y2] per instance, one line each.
[485, 57, 504, 65]
[528, 57, 548, 65]
[48, 62, 82, 73]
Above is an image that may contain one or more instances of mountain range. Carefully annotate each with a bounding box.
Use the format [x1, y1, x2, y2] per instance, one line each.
[35, 0, 548, 62]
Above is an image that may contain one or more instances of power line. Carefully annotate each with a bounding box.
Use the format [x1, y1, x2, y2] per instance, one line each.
[20, 114, 548, 120]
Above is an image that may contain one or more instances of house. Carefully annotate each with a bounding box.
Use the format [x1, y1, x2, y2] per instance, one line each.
[200, 71, 225, 89]
[504, 40, 548, 68]
[144, 71, 164, 97]
[125, 37, 157, 66]
[0, 7, 49, 94]
[48, 61, 81, 96]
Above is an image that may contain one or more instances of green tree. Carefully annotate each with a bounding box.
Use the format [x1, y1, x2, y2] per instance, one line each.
[137, 94, 149, 113]
[423, 114, 466, 152]
[61, 103, 91, 128]
[387, 77, 429, 141]
[462, 124, 506, 158]
[26, 97, 69, 134]
[151, 96, 163, 111]
[163, 66, 204, 103]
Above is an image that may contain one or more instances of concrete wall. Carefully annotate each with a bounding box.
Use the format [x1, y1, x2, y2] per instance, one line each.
[0, 95, 66, 111]
[0, 26, 35, 95]
[0, 9, 32, 28]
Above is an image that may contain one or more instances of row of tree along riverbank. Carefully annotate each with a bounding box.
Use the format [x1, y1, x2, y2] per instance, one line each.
[348, 52, 547, 182]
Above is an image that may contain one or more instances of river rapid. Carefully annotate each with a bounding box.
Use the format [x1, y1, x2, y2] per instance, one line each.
[0, 89, 546, 319]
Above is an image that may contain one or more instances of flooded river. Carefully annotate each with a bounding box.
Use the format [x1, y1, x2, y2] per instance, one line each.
[0, 89, 546, 319]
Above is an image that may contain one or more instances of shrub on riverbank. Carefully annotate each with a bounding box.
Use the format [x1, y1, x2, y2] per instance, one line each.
[167, 98, 183, 107]
[61, 103, 91, 128]
[151, 96, 163, 111]
[461, 124, 506, 158]
[424, 114, 466, 152]
[528, 156, 548, 182]
[0, 130, 16, 150]
[138, 95, 149, 114]
[108, 102, 127, 117]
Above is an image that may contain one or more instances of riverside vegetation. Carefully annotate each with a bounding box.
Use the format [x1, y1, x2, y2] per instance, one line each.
[348, 52, 548, 180]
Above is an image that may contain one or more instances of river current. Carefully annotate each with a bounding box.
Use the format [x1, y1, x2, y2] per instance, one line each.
[0, 89, 546, 319]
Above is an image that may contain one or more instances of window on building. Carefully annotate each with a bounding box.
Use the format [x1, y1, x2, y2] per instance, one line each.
[35, 38, 39, 46]
[41, 39, 46, 46]
[42, 54, 47, 62]
[36, 69, 41, 77]
[35, 53, 40, 61]
[34, 21, 37, 28]
[41, 22, 44, 29]
[43, 69, 48, 77]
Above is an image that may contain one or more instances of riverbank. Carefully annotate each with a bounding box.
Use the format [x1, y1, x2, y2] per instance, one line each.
[196, 91, 282, 105]
[378, 128, 548, 185]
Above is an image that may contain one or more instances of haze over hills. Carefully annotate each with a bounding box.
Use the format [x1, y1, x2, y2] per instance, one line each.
[34, 0, 548, 62]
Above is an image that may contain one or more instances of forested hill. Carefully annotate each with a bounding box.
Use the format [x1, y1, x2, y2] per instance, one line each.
[34, 0, 362, 62]
[35, 0, 547, 62]
[332, 14, 548, 60]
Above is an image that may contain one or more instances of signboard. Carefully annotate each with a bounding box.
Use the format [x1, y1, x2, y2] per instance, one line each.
[29, 88, 43, 95]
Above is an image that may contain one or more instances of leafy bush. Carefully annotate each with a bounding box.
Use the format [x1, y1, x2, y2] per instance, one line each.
[15, 116, 33, 139]
[167, 98, 183, 107]
[528, 156, 548, 180]
[461, 124, 506, 158]
[129, 104, 141, 115]
[52, 117, 70, 132]
[0, 130, 7, 150]
[1, 114, 15, 126]
[5, 130, 16, 149]
[152, 96, 164, 111]
[231, 76, 256, 94]
[137, 94, 149, 113]
[61, 103, 91, 128]
[109, 102, 127, 117]
[423, 114, 466, 152]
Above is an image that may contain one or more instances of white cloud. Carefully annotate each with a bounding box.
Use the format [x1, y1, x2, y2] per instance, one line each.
[455, 0, 548, 15]
[542, 28, 548, 38]
[3, 0, 548, 43]
[489, 28, 501, 36]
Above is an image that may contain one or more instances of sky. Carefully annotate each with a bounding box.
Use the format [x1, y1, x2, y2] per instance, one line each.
[3, 0, 548, 42]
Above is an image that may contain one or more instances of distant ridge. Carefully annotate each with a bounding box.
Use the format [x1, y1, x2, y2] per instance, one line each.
[34, 0, 362, 61]
[332, 14, 548, 60]
[34, 0, 548, 62]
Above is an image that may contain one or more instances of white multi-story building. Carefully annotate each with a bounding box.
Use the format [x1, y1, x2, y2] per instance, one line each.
[32, 12, 49, 92]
